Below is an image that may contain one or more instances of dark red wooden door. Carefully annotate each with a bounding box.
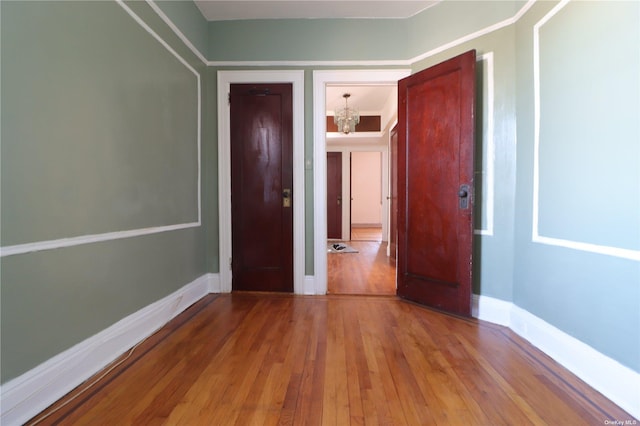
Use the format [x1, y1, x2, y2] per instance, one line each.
[396, 50, 476, 317]
[389, 125, 398, 261]
[327, 152, 342, 240]
[230, 83, 293, 292]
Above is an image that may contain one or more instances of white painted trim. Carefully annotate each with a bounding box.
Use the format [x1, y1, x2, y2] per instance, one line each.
[407, 0, 536, 66]
[472, 294, 511, 326]
[206, 272, 223, 294]
[217, 70, 306, 294]
[313, 70, 411, 295]
[304, 275, 316, 295]
[1, 1, 202, 259]
[145, 0, 209, 65]
[0, 223, 200, 257]
[474, 52, 495, 237]
[0, 274, 211, 426]
[473, 295, 640, 419]
[532, 0, 640, 261]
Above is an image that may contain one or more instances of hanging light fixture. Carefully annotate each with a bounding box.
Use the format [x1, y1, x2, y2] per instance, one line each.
[334, 93, 360, 134]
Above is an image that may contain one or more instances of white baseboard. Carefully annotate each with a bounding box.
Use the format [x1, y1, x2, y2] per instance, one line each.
[0, 274, 211, 426]
[472, 294, 512, 326]
[303, 275, 317, 295]
[206, 272, 223, 293]
[473, 295, 640, 419]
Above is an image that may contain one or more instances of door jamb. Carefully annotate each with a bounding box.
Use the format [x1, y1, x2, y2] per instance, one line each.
[313, 70, 411, 295]
[218, 70, 306, 294]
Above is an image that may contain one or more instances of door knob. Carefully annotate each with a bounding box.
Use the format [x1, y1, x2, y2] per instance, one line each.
[458, 189, 468, 198]
[282, 188, 291, 208]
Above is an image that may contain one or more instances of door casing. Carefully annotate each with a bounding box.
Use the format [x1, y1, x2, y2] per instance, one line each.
[218, 70, 306, 294]
[313, 70, 411, 295]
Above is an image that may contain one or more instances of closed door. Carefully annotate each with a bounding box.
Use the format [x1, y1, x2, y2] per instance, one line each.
[230, 83, 293, 292]
[389, 125, 398, 261]
[397, 50, 476, 317]
[327, 152, 342, 240]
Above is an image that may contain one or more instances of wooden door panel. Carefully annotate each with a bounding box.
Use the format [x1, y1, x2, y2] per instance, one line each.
[230, 83, 293, 292]
[389, 125, 398, 261]
[327, 152, 343, 240]
[397, 50, 476, 317]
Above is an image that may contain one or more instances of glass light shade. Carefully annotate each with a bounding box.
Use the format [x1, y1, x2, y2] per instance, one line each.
[333, 95, 360, 134]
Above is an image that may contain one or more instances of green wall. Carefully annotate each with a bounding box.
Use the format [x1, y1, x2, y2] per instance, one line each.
[1, 0, 208, 381]
[512, 0, 639, 372]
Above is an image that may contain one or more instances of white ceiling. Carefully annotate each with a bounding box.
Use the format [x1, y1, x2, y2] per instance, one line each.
[194, 1, 438, 21]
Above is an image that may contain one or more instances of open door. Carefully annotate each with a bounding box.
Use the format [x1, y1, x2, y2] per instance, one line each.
[396, 50, 476, 317]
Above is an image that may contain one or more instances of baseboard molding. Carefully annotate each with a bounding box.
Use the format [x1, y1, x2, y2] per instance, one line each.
[304, 275, 316, 295]
[206, 272, 222, 293]
[0, 274, 211, 426]
[473, 295, 640, 419]
[472, 294, 512, 326]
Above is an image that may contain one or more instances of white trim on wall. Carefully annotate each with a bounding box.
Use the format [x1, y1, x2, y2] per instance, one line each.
[0, 0, 202, 259]
[217, 70, 306, 294]
[475, 52, 495, 237]
[313, 70, 411, 295]
[532, 0, 640, 261]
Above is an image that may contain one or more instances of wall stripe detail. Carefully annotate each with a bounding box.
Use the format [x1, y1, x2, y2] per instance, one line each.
[144, 0, 209, 65]
[148, 0, 536, 68]
[1, 0, 202, 258]
[474, 52, 495, 237]
[531, 0, 640, 261]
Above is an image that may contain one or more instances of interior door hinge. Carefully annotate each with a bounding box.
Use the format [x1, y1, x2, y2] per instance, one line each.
[228, 93, 231, 105]
[229, 257, 232, 270]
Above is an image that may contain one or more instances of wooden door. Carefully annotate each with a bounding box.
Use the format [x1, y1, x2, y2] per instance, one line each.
[327, 152, 342, 240]
[396, 50, 476, 317]
[230, 83, 293, 292]
[389, 125, 398, 261]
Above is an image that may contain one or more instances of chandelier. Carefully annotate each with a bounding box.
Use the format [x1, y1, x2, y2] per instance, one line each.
[334, 93, 360, 134]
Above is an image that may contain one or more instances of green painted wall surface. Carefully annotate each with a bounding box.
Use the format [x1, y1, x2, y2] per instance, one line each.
[537, 1, 639, 250]
[208, 19, 408, 62]
[0, 0, 208, 382]
[2, 1, 199, 245]
[513, 0, 640, 371]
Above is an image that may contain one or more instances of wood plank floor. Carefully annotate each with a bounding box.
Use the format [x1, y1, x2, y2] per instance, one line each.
[327, 241, 395, 295]
[29, 293, 634, 425]
[350, 226, 382, 241]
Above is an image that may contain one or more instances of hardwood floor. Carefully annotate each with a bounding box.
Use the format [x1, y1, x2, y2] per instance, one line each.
[327, 240, 395, 295]
[29, 293, 634, 425]
[350, 226, 382, 241]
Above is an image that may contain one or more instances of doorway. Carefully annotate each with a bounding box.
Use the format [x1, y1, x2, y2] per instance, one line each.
[323, 81, 405, 296]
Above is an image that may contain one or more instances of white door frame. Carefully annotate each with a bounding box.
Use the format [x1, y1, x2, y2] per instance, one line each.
[313, 69, 411, 295]
[217, 70, 306, 294]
